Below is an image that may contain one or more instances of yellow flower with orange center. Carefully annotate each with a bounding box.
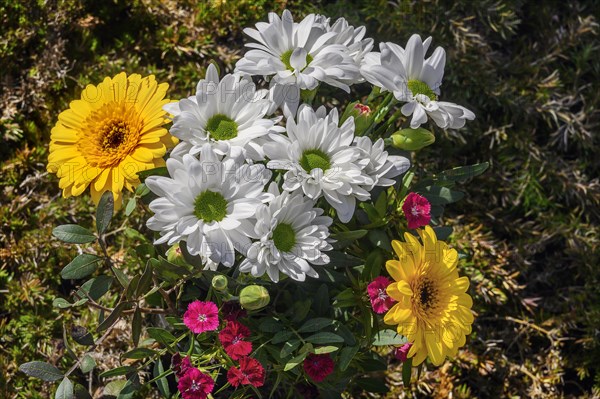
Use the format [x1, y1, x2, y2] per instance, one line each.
[47, 72, 176, 206]
[384, 226, 474, 366]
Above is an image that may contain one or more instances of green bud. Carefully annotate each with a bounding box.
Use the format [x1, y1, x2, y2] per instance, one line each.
[239, 285, 270, 310]
[340, 101, 373, 136]
[211, 274, 228, 292]
[389, 128, 435, 151]
[166, 243, 189, 267]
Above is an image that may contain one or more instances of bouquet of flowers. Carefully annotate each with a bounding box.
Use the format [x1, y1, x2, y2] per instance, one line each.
[21, 9, 487, 399]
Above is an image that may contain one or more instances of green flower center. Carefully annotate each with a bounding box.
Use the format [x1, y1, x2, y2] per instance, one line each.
[272, 223, 296, 252]
[299, 149, 331, 173]
[407, 79, 438, 101]
[281, 49, 313, 72]
[194, 190, 228, 222]
[206, 114, 238, 141]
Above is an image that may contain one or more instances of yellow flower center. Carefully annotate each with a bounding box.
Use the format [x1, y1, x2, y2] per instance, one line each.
[206, 114, 238, 141]
[411, 275, 442, 320]
[194, 190, 228, 222]
[78, 102, 143, 167]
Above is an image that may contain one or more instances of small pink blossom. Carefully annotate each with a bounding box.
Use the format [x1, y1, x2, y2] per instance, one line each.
[402, 192, 431, 229]
[367, 276, 396, 314]
[177, 367, 214, 399]
[354, 103, 371, 115]
[183, 301, 219, 334]
[394, 343, 413, 362]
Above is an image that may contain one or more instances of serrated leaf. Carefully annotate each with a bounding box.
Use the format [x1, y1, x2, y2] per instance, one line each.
[53, 225, 96, 244]
[61, 254, 102, 280]
[298, 318, 335, 333]
[96, 191, 114, 235]
[123, 348, 156, 359]
[55, 377, 73, 399]
[19, 361, 63, 382]
[305, 332, 345, 344]
[80, 354, 96, 373]
[284, 352, 307, 371]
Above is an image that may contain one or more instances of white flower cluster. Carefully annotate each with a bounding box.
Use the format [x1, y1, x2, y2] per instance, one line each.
[145, 10, 473, 283]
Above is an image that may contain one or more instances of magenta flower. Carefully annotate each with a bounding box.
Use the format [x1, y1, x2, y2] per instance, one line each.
[219, 320, 252, 360]
[303, 353, 334, 382]
[172, 353, 193, 378]
[367, 276, 396, 314]
[183, 301, 219, 334]
[227, 357, 265, 388]
[402, 192, 431, 229]
[177, 367, 214, 399]
[394, 342, 413, 362]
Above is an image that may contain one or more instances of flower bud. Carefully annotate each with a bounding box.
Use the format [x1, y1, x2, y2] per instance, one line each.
[211, 274, 228, 292]
[239, 285, 270, 310]
[389, 128, 435, 151]
[340, 101, 373, 136]
[166, 243, 189, 267]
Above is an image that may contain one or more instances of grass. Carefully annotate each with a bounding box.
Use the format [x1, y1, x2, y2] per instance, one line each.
[1, 0, 599, 397]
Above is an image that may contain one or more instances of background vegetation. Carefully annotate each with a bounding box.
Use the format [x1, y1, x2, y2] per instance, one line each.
[1, 0, 598, 397]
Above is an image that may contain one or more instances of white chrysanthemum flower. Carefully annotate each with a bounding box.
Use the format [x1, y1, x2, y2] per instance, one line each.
[235, 10, 361, 117]
[163, 64, 282, 160]
[361, 34, 475, 129]
[145, 144, 272, 267]
[316, 15, 373, 71]
[264, 105, 372, 223]
[354, 136, 411, 190]
[239, 183, 332, 282]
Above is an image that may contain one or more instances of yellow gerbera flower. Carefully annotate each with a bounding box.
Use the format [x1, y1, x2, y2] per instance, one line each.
[47, 72, 176, 207]
[384, 225, 474, 366]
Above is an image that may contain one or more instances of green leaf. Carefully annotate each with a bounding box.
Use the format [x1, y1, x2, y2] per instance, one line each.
[53, 298, 71, 309]
[362, 250, 383, 280]
[136, 263, 154, 298]
[356, 377, 389, 393]
[124, 198, 136, 216]
[96, 191, 114, 235]
[372, 329, 407, 346]
[123, 348, 156, 359]
[137, 166, 169, 180]
[258, 318, 282, 333]
[328, 251, 364, 267]
[135, 183, 150, 196]
[153, 359, 171, 398]
[71, 326, 94, 346]
[272, 330, 294, 344]
[80, 354, 96, 373]
[99, 366, 135, 378]
[77, 275, 113, 301]
[53, 225, 96, 244]
[305, 332, 345, 344]
[55, 377, 74, 399]
[131, 307, 142, 347]
[312, 284, 330, 317]
[438, 162, 489, 182]
[402, 357, 413, 385]
[280, 339, 301, 358]
[150, 256, 188, 283]
[19, 361, 63, 382]
[111, 266, 130, 288]
[331, 229, 368, 241]
[61, 254, 102, 280]
[419, 186, 465, 205]
[102, 380, 127, 396]
[339, 346, 359, 371]
[433, 226, 453, 241]
[284, 352, 307, 371]
[368, 229, 392, 251]
[313, 346, 339, 354]
[147, 327, 176, 348]
[73, 384, 93, 399]
[97, 302, 128, 332]
[375, 190, 388, 217]
[117, 373, 140, 399]
[298, 318, 335, 333]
